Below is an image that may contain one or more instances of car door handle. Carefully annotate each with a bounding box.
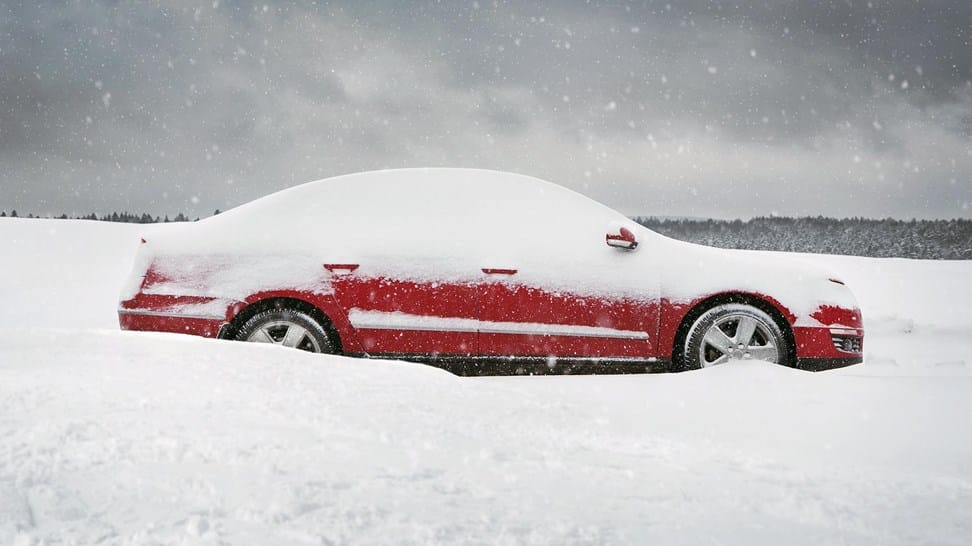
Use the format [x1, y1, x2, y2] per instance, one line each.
[324, 263, 360, 273]
[481, 268, 517, 275]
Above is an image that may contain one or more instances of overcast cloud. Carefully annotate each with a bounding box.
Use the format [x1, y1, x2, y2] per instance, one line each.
[1, 0, 970, 219]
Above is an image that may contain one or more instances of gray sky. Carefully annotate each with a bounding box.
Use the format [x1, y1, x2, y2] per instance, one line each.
[1, 0, 970, 219]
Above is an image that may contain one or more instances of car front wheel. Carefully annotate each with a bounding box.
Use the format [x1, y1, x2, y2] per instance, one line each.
[235, 307, 334, 353]
[682, 303, 788, 369]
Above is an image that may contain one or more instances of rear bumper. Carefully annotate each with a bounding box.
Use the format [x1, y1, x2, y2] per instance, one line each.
[118, 309, 224, 339]
[118, 293, 232, 339]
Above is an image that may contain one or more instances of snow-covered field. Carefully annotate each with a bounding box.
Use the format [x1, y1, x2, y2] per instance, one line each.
[1, 218, 970, 545]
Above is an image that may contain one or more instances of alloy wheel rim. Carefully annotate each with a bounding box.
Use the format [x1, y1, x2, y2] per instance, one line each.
[698, 313, 779, 367]
[246, 320, 321, 352]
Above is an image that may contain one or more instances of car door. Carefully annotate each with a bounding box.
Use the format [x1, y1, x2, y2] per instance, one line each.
[328, 262, 478, 357]
[476, 205, 659, 364]
[479, 271, 656, 361]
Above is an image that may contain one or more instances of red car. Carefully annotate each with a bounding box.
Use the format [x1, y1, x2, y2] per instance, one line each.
[118, 168, 863, 374]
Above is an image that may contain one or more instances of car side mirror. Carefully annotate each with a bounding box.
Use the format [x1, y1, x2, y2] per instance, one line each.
[606, 226, 638, 250]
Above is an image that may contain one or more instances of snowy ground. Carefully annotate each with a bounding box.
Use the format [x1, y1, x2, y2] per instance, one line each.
[1, 218, 970, 545]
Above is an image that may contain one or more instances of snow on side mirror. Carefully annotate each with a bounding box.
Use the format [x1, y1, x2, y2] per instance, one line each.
[606, 226, 638, 250]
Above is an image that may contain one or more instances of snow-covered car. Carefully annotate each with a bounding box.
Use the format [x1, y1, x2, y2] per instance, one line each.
[118, 168, 863, 373]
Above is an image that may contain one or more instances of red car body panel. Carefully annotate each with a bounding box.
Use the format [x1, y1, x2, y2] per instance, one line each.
[119, 313, 223, 339]
[479, 281, 656, 358]
[330, 275, 478, 355]
[119, 294, 226, 337]
[119, 262, 863, 372]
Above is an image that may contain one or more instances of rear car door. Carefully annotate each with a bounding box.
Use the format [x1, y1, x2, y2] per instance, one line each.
[329, 262, 478, 358]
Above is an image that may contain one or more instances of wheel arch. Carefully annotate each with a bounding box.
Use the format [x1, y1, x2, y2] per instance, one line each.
[669, 292, 797, 371]
[220, 294, 348, 354]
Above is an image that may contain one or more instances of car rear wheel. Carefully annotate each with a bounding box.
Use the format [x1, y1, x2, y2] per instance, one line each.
[235, 307, 334, 353]
[683, 303, 787, 369]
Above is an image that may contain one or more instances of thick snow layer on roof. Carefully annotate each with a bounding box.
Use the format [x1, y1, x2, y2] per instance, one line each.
[151, 168, 632, 262]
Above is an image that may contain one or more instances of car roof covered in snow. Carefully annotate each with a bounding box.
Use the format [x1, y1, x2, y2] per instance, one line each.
[150, 168, 634, 260]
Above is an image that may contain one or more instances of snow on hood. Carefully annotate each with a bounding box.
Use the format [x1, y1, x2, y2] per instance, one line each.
[653, 235, 860, 324]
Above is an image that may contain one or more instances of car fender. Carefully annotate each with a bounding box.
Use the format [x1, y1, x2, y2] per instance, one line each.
[232, 289, 365, 353]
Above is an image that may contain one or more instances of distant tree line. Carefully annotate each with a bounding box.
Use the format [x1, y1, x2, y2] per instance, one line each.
[0, 210, 216, 223]
[633, 216, 972, 260]
[2, 208, 970, 259]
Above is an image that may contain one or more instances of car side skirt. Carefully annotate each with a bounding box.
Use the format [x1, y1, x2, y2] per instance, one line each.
[346, 352, 671, 376]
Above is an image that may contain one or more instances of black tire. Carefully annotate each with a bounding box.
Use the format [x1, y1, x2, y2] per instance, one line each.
[234, 307, 334, 353]
[681, 303, 789, 370]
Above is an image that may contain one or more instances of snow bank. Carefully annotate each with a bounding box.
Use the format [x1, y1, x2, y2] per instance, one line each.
[1, 330, 970, 545]
[0, 218, 146, 329]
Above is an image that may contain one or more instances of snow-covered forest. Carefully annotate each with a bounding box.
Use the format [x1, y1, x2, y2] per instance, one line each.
[636, 216, 972, 259]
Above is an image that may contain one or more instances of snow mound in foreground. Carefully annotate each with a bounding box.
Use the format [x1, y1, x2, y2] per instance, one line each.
[2, 329, 971, 545]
